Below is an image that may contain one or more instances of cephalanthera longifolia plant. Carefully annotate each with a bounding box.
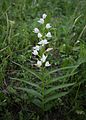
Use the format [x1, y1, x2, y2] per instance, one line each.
[11, 14, 76, 111]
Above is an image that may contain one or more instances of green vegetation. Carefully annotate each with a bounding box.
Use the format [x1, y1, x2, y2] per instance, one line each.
[0, 0, 86, 120]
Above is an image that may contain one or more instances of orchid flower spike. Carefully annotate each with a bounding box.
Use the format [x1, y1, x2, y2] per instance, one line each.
[32, 14, 53, 68]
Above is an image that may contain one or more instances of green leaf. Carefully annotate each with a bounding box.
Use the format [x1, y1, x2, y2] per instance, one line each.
[15, 87, 42, 99]
[45, 83, 75, 95]
[46, 65, 78, 76]
[44, 92, 68, 104]
[12, 61, 42, 80]
[44, 102, 55, 111]
[10, 77, 40, 89]
[32, 99, 42, 108]
[47, 72, 77, 84]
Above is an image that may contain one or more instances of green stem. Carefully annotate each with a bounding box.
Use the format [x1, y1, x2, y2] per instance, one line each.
[41, 67, 45, 111]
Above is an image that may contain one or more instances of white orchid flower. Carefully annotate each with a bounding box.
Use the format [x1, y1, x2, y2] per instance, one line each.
[38, 18, 44, 24]
[46, 32, 52, 38]
[33, 45, 40, 51]
[38, 39, 49, 46]
[76, 40, 80, 43]
[42, 13, 47, 19]
[33, 28, 39, 33]
[32, 50, 38, 55]
[45, 61, 51, 67]
[38, 33, 42, 38]
[46, 48, 53, 52]
[41, 54, 47, 63]
[38, 40, 43, 45]
[46, 23, 51, 29]
[35, 60, 42, 67]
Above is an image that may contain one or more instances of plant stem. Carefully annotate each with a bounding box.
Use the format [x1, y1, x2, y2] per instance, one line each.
[41, 67, 45, 111]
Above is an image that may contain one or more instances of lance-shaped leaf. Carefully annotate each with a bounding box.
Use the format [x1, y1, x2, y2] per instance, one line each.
[45, 83, 75, 96]
[32, 99, 42, 108]
[46, 65, 78, 76]
[47, 72, 77, 84]
[15, 87, 42, 99]
[44, 92, 68, 104]
[10, 77, 40, 89]
[12, 61, 42, 80]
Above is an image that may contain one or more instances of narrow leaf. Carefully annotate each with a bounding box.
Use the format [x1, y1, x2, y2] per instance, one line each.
[15, 87, 42, 99]
[32, 99, 42, 108]
[10, 77, 40, 89]
[45, 83, 75, 95]
[44, 92, 68, 104]
[47, 72, 77, 84]
[46, 65, 78, 76]
[12, 61, 42, 80]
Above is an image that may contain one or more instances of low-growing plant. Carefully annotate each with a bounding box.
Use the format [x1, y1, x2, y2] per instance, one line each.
[10, 14, 76, 112]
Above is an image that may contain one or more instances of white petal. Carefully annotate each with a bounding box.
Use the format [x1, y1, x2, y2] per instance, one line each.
[46, 32, 52, 38]
[46, 23, 51, 29]
[33, 45, 40, 51]
[38, 40, 43, 45]
[41, 54, 47, 63]
[45, 61, 51, 67]
[38, 33, 42, 38]
[35, 60, 42, 67]
[42, 13, 47, 19]
[38, 39, 49, 46]
[33, 28, 39, 33]
[43, 39, 49, 44]
[32, 50, 38, 55]
[46, 48, 53, 52]
[38, 18, 44, 24]
[76, 40, 80, 43]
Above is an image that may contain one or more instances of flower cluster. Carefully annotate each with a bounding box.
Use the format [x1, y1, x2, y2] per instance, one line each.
[32, 13, 53, 68]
